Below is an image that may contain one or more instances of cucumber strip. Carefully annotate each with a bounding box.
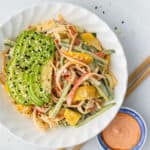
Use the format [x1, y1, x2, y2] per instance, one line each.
[76, 102, 116, 127]
[50, 74, 75, 119]
[60, 42, 107, 64]
[91, 32, 97, 37]
[61, 39, 70, 43]
[82, 43, 98, 52]
[60, 56, 65, 66]
[59, 119, 69, 127]
[50, 81, 72, 119]
[75, 25, 85, 33]
[103, 78, 114, 100]
[45, 105, 53, 114]
[100, 81, 109, 97]
[103, 49, 115, 55]
[75, 46, 107, 64]
[89, 78, 109, 101]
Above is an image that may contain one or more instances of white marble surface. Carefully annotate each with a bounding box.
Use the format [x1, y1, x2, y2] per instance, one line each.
[0, 0, 149, 149]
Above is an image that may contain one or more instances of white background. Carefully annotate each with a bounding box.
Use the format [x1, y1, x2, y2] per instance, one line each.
[0, 0, 149, 149]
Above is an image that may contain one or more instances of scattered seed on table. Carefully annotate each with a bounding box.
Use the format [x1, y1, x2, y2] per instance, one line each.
[114, 26, 118, 30]
[94, 6, 98, 10]
[121, 20, 125, 24]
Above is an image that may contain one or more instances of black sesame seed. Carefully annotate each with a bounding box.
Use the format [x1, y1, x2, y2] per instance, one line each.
[94, 6, 98, 10]
[114, 26, 118, 30]
[121, 20, 125, 24]
[102, 11, 105, 14]
[24, 66, 28, 70]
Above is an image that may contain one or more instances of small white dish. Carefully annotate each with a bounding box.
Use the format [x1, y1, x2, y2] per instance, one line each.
[97, 107, 147, 150]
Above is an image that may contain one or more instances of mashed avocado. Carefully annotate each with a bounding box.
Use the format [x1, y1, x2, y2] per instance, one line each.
[6, 30, 55, 106]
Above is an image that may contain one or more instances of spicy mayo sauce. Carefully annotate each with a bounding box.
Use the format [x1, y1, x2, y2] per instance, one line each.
[102, 112, 141, 150]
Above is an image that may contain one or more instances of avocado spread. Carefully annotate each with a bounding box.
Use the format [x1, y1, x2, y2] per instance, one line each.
[6, 30, 55, 106]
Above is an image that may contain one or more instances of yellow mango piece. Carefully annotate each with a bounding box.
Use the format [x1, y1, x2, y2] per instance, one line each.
[81, 33, 102, 51]
[73, 85, 98, 101]
[64, 109, 81, 126]
[63, 51, 93, 64]
[15, 104, 32, 116]
[110, 72, 117, 88]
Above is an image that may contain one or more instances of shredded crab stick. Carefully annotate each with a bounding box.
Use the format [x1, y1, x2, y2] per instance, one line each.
[59, 50, 91, 72]
[67, 72, 104, 105]
[68, 33, 78, 51]
[56, 62, 73, 91]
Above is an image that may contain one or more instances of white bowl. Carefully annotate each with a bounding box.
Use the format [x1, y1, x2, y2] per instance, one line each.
[0, 2, 128, 149]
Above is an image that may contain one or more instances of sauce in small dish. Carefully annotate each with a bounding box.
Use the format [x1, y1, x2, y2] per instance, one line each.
[97, 107, 147, 150]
